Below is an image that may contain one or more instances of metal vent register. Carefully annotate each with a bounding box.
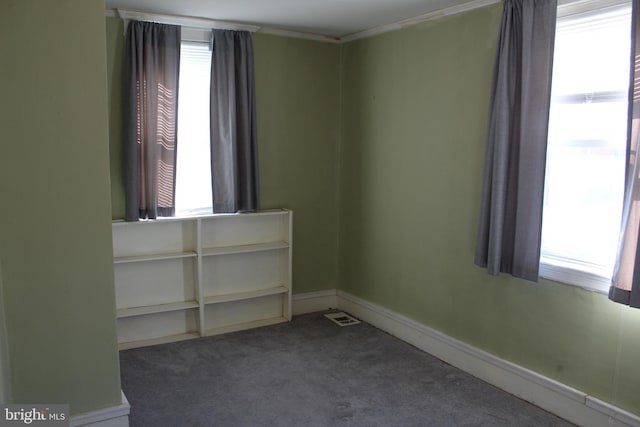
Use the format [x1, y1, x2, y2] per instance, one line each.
[324, 312, 361, 326]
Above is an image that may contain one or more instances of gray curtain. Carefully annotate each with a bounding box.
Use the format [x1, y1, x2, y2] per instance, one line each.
[125, 21, 181, 221]
[210, 30, 259, 213]
[475, 0, 557, 281]
[610, 0, 640, 308]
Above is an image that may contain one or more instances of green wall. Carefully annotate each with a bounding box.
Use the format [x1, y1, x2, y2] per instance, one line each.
[0, 262, 10, 403]
[106, 18, 126, 222]
[0, 0, 121, 414]
[252, 33, 341, 293]
[105, 3, 640, 416]
[106, 21, 342, 293]
[339, 4, 640, 415]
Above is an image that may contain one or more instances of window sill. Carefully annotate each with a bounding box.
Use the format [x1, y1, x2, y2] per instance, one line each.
[539, 258, 610, 294]
[174, 207, 214, 217]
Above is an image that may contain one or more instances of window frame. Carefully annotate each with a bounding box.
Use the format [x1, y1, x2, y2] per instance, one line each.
[538, 0, 632, 293]
[174, 27, 215, 217]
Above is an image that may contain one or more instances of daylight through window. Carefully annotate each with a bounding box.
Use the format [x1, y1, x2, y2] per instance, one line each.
[175, 41, 213, 216]
[539, 1, 631, 290]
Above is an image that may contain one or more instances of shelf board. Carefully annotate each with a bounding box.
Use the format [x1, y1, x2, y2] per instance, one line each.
[118, 332, 200, 351]
[114, 251, 197, 264]
[201, 241, 288, 256]
[204, 316, 288, 337]
[203, 286, 288, 305]
[117, 301, 200, 318]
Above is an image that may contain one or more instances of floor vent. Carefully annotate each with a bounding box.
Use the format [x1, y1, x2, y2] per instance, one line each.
[324, 312, 361, 326]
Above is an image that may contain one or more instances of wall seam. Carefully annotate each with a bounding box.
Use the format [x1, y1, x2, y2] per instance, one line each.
[335, 42, 346, 293]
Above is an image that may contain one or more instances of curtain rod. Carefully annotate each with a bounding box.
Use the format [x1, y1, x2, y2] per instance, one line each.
[112, 9, 341, 43]
[110, 0, 506, 45]
[116, 9, 260, 33]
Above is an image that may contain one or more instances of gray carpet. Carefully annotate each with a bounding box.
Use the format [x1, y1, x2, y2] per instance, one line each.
[120, 311, 575, 426]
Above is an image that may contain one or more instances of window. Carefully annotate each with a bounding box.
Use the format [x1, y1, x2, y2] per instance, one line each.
[175, 33, 213, 216]
[539, 0, 631, 291]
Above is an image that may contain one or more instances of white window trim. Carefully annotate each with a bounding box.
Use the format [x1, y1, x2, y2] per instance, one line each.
[182, 27, 212, 44]
[539, 258, 611, 294]
[538, 0, 630, 295]
[557, 0, 630, 17]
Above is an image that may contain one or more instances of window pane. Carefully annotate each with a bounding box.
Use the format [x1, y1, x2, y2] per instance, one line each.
[175, 42, 213, 215]
[552, 7, 632, 96]
[541, 3, 631, 280]
[543, 101, 627, 269]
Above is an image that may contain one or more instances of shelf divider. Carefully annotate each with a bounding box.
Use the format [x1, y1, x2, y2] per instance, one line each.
[204, 316, 288, 337]
[114, 251, 197, 264]
[201, 241, 288, 257]
[118, 332, 200, 351]
[117, 301, 200, 318]
[203, 286, 288, 305]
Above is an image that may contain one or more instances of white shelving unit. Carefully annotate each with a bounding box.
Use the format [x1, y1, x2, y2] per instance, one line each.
[112, 209, 292, 350]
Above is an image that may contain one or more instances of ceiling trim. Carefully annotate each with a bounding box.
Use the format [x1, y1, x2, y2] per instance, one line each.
[107, 8, 341, 43]
[341, 0, 501, 42]
[255, 27, 340, 43]
[115, 9, 261, 32]
[105, 0, 501, 45]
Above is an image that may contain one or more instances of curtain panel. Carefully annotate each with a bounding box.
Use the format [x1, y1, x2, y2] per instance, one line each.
[209, 30, 259, 214]
[610, 0, 640, 308]
[474, 0, 557, 281]
[125, 21, 181, 221]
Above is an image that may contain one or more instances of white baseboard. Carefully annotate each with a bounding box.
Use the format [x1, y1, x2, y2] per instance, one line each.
[337, 290, 640, 427]
[292, 289, 640, 427]
[70, 391, 130, 427]
[292, 289, 338, 315]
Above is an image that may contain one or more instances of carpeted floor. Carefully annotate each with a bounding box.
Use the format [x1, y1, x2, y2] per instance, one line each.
[120, 311, 575, 426]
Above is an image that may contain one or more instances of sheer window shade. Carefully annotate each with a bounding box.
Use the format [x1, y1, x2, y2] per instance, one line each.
[610, 0, 640, 307]
[125, 21, 181, 221]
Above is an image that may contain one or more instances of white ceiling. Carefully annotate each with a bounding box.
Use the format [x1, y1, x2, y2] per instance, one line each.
[104, 0, 486, 39]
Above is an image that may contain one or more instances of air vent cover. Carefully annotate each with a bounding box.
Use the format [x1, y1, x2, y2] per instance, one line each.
[324, 312, 361, 326]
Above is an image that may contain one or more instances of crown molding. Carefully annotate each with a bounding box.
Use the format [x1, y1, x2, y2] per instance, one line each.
[341, 0, 501, 42]
[106, 0, 501, 45]
[106, 8, 340, 43]
[114, 9, 260, 33]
